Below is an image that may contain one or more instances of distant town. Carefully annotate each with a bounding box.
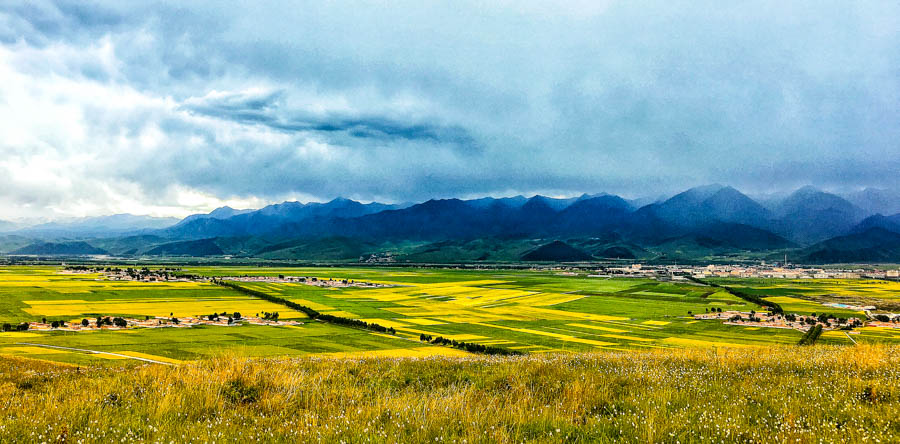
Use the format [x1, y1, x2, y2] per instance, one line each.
[593, 263, 900, 281]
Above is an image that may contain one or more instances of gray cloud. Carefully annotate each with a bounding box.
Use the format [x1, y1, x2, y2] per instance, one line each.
[180, 89, 476, 147]
[0, 0, 899, 218]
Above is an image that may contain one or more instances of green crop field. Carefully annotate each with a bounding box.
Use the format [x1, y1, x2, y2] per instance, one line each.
[1, 265, 900, 365]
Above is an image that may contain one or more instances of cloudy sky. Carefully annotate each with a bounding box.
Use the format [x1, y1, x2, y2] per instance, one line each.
[1, 1, 898, 219]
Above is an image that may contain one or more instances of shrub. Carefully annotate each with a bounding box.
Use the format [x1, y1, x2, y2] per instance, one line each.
[221, 379, 260, 404]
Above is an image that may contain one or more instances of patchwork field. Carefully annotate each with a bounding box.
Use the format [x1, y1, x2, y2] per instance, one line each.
[709, 277, 900, 313]
[1, 266, 899, 365]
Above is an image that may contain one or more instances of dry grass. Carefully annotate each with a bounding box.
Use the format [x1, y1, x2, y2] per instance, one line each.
[0, 345, 898, 442]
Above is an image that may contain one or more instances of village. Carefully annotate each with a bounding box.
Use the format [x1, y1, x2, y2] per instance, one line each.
[2, 312, 303, 333]
[692, 309, 864, 332]
[63, 265, 390, 289]
[594, 263, 900, 280]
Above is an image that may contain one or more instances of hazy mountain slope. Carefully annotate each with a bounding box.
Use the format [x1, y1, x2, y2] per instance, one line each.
[0, 235, 35, 254]
[164, 198, 402, 239]
[176, 206, 254, 226]
[18, 214, 179, 238]
[401, 238, 542, 262]
[850, 214, 900, 234]
[844, 188, 900, 216]
[145, 239, 224, 256]
[799, 228, 900, 263]
[0, 220, 17, 232]
[464, 196, 528, 209]
[90, 235, 169, 256]
[254, 237, 378, 260]
[636, 185, 772, 230]
[11, 241, 108, 255]
[773, 187, 867, 244]
[521, 241, 593, 261]
[652, 223, 794, 259]
[554, 195, 633, 235]
[700, 187, 773, 226]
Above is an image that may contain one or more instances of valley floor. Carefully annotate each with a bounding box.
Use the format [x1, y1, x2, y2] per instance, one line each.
[1, 345, 898, 443]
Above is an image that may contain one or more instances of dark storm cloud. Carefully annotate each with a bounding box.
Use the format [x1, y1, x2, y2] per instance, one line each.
[180, 89, 476, 147]
[1, 0, 899, 217]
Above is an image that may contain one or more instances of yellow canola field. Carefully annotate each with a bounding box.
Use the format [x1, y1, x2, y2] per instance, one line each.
[315, 346, 470, 358]
[401, 318, 446, 326]
[23, 298, 308, 319]
[113, 351, 186, 364]
[0, 346, 69, 355]
[567, 323, 628, 333]
[662, 337, 757, 348]
[470, 322, 615, 348]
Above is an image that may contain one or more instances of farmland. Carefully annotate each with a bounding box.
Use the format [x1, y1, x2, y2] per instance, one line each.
[3, 265, 900, 442]
[709, 277, 900, 312]
[1, 266, 899, 365]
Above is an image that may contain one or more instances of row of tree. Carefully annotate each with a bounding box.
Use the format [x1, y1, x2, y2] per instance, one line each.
[214, 280, 396, 335]
[207, 312, 243, 323]
[1, 323, 29, 332]
[419, 334, 523, 356]
[687, 277, 784, 314]
[798, 324, 823, 345]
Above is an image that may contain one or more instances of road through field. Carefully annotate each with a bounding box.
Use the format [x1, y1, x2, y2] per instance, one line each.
[14, 342, 175, 365]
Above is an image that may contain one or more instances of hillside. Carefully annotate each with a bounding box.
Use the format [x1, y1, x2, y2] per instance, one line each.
[145, 238, 225, 256]
[800, 228, 900, 263]
[844, 188, 900, 216]
[11, 241, 107, 255]
[1, 346, 897, 442]
[0, 220, 17, 232]
[0, 235, 34, 254]
[773, 187, 867, 243]
[851, 214, 900, 234]
[18, 214, 179, 238]
[521, 240, 593, 261]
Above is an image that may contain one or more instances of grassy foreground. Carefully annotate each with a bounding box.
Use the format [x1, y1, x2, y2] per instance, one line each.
[1, 346, 898, 443]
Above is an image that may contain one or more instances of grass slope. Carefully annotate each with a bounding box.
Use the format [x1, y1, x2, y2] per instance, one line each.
[0, 345, 897, 442]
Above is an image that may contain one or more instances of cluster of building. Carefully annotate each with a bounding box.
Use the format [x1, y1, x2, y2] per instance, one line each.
[64, 266, 389, 288]
[692, 310, 868, 332]
[222, 275, 388, 288]
[23, 315, 303, 332]
[593, 263, 899, 280]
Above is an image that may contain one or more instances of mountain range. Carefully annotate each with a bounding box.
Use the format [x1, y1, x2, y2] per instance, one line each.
[3, 185, 900, 263]
[15, 214, 180, 238]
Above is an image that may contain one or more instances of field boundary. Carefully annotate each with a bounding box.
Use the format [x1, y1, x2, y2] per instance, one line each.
[14, 343, 175, 365]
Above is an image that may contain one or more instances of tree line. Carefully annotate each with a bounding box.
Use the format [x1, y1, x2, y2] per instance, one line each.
[798, 324, 823, 345]
[687, 276, 783, 314]
[214, 280, 396, 335]
[419, 334, 523, 356]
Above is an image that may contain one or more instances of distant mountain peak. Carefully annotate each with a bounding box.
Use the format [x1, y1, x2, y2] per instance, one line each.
[794, 185, 822, 193]
[327, 197, 354, 204]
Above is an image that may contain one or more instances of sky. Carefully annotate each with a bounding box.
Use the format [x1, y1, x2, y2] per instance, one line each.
[1, 1, 898, 220]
